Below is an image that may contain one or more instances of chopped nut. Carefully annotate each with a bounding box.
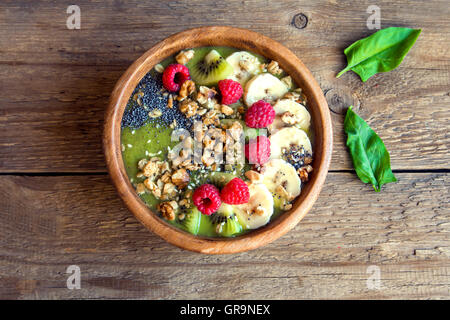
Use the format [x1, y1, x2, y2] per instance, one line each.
[167, 95, 174, 109]
[281, 76, 292, 89]
[221, 104, 234, 115]
[157, 201, 176, 221]
[149, 109, 162, 118]
[237, 106, 245, 114]
[178, 80, 196, 101]
[143, 160, 160, 177]
[144, 178, 156, 191]
[136, 183, 146, 194]
[275, 185, 291, 200]
[163, 182, 177, 197]
[137, 158, 148, 170]
[228, 121, 243, 141]
[169, 200, 178, 210]
[171, 168, 190, 189]
[281, 111, 300, 125]
[267, 60, 283, 75]
[160, 171, 172, 183]
[179, 99, 198, 118]
[175, 49, 195, 65]
[304, 156, 313, 165]
[178, 213, 185, 220]
[154, 64, 165, 73]
[196, 86, 217, 106]
[245, 170, 262, 183]
[297, 165, 313, 182]
[283, 203, 293, 210]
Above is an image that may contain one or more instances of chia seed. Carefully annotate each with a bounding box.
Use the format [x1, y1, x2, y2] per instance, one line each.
[282, 145, 312, 170]
[121, 71, 197, 133]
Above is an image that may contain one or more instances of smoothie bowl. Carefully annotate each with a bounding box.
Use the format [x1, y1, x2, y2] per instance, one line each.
[104, 27, 332, 254]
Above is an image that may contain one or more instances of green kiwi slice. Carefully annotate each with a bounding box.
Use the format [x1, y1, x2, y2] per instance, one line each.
[210, 203, 242, 237]
[179, 206, 201, 235]
[188, 49, 233, 86]
[207, 171, 238, 188]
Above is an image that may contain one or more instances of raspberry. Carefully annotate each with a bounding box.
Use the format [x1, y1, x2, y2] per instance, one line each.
[245, 100, 275, 128]
[220, 178, 250, 205]
[162, 64, 191, 92]
[218, 79, 243, 105]
[245, 135, 271, 165]
[192, 184, 221, 215]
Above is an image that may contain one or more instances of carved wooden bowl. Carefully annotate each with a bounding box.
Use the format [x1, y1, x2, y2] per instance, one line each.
[104, 26, 332, 254]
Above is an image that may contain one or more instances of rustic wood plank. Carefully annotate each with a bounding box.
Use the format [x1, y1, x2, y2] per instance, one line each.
[0, 172, 448, 299]
[0, 0, 449, 172]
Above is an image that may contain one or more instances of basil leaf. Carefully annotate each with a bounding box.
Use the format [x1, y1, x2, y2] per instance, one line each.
[344, 106, 397, 192]
[337, 27, 421, 82]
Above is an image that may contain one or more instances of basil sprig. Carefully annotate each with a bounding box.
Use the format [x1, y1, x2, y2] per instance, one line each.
[337, 27, 421, 82]
[344, 106, 397, 191]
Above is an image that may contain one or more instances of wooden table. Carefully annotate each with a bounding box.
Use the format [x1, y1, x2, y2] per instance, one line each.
[0, 0, 449, 299]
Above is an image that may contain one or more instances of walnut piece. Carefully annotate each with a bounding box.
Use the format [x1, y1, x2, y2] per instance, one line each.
[157, 201, 177, 221]
[171, 168, 190, 189]
[136, 183, 146, 194]
[175, 50, 195, 65]
[245, 170, 262, 183]
[298, 165, 313, 182]
[178, 80, 196, 101]
[267, 60, 283, 75]
[179, 99, 198, 118]
[221, 105, 234, 116]
[281, 76, 292, 89]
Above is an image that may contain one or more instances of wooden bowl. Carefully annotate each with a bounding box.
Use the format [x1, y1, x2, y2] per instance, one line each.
[104, 26, 332, 254]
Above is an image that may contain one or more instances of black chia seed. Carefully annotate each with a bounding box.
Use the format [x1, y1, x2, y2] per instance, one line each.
[282, 145, 312, 170]
[121, 71, 197, 133]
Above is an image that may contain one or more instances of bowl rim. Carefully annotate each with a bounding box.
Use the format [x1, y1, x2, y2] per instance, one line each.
[103, 26, 332, 254]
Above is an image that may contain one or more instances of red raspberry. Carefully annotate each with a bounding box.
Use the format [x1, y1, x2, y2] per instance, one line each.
[245, 100, 275, 128]
[162, 64, 191, 92]
[220, 178, 250, 205]
[218, 79, 243, 105]
[192, 184, 221, 215]
[245, 135, 271, 165]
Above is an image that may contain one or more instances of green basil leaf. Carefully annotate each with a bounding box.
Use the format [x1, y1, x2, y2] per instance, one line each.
[337, 27, 421, 82]
[344, 106, 397, 192]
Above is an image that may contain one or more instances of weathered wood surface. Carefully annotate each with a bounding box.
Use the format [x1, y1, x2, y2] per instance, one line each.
[0, 173, 448, 299]
[0, 0, 449, 172]
[0, 0, 449, 299]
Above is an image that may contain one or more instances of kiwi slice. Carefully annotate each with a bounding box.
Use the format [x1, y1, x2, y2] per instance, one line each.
[207, 171, 238, 188]
[189, 49, 233, 86]
[210, 203, 242, 237]
[179, 206, 201, 235]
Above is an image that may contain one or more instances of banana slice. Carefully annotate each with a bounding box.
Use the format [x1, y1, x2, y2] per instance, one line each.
[269, 126, 312, 160]
[244, 73, 288, 107]
[234, 183, 274, 229]
[268, 99, 311, 133]
[260, 159, 301, 199]
[226, 51, 261, 86]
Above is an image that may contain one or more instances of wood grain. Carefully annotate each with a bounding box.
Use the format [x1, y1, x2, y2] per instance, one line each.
[1, 0, 449, 299]
[0, 0, 449, 172]
[0, 172, 448, 299]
